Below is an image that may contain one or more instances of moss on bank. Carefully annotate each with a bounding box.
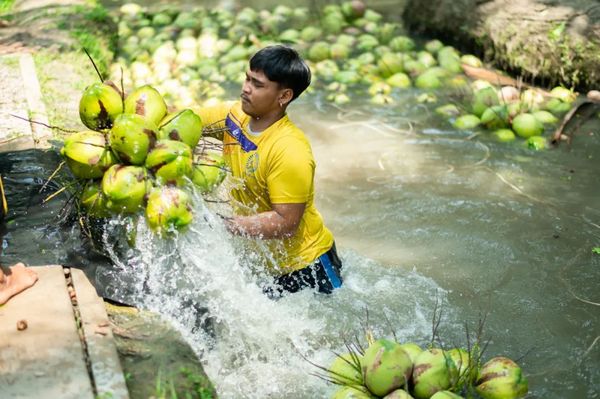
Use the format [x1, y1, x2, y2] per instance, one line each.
[403, 0, 600, 90]
[106, 303, 217, 399]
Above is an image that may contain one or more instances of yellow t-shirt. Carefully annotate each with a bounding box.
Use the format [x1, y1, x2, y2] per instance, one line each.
[197, 101, 334, 274]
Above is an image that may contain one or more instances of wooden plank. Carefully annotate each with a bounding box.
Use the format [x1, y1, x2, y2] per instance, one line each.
[0, 265, 94, 399]
[71, 268, 129, 399]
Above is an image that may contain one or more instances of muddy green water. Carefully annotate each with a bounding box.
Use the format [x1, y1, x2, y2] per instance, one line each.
[2, 1, 599, 398]
[2, 93, 599, 398]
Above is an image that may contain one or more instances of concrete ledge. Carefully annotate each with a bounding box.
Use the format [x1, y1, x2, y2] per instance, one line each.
[0, 265, 129, 398]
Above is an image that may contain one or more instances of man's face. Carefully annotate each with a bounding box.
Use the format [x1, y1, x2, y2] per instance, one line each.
[240, 69, 285, 118]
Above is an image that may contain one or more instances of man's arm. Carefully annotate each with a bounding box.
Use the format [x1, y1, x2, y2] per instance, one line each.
[224, 202, 305, 239]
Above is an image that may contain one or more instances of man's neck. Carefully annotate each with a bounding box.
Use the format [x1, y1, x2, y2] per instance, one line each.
[248, 109, 286, 132]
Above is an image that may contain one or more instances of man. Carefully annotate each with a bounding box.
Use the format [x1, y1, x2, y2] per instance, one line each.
[197, 45, 342, 297]
[0, 176, 38, 305]
[0, 263, 38, 305]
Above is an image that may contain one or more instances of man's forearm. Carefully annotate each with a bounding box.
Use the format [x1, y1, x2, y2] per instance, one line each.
[224, 211, 296, 239]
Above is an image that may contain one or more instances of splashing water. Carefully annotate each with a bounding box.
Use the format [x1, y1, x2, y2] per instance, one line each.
[95, 192, 457, 398]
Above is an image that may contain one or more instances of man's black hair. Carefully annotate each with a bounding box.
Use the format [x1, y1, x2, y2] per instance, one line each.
[249, 45, 311, 101]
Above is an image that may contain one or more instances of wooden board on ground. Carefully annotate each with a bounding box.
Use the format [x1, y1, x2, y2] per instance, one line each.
[0, 265, 129, 399]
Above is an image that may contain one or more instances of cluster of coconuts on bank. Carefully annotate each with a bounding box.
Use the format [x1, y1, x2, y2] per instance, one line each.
[436, 82, 578, 150]
[111, 1, 570, 110]
[327, 338, 527, 399]
[60, 80, 226, 234]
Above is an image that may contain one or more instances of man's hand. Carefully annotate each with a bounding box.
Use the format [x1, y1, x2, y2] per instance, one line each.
[225, 202, 305, 239]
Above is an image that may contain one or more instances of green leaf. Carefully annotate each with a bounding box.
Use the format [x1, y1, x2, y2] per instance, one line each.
[592, 247, 600, 255]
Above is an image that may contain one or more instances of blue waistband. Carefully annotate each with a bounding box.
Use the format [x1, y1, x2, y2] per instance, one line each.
[319, 251, 342, 289]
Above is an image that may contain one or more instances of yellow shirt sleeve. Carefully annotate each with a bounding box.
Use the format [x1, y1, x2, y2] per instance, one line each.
[266, 136, 315, 204]
[196, 101, 235, 132]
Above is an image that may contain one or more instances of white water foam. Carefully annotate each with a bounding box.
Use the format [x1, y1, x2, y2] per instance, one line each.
[97, 196, 452, 398]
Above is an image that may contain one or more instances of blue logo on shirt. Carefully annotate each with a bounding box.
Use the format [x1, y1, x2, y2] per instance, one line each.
[225, 114, 258, 152]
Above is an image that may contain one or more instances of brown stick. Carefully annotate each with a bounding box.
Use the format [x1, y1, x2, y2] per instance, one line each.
[461, 64, 551, 95]
[551, 101, 598, 145]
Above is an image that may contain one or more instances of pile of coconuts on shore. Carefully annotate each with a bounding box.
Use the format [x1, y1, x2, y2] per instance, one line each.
[111, 1, 578, 152]
[60, 80, 226, 234]
[327, 338, 527, 399]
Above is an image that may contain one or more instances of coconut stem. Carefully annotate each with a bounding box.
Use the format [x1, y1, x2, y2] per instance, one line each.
[83, 47, 104, 83]
[39, 161, 65, 194]
[9, 114, 78, 133]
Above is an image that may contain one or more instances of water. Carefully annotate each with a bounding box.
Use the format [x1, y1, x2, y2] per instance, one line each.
[2, 91, 599, 398]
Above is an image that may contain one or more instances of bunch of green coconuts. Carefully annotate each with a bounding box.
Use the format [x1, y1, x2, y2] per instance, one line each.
[60, 80, 226, 234]
[328, 338, 527, 399]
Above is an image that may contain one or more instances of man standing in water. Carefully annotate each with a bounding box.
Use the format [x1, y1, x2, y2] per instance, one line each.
[197, 45, 342, 297]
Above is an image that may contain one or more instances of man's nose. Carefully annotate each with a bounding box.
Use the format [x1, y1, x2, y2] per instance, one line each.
[242, 81, 251, 94]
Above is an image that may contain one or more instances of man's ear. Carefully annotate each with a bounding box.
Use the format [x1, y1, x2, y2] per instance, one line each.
[279, 88, 294, 107]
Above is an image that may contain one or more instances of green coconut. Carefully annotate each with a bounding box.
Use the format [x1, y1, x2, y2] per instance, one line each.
[472, 87, 500, 117]
[480, 105, 509, 129]
[389, 36, 415, 52]
[383, 390, 414, 399]
[415, 70, 442, 90]
[511, 113, 544, 138]
[356, 34, 379, 52]
[532, 110, 558, 125]
[377, 23, 399, 45]
[322, 13, 345, 35]
[520, 89, 545, 110]
[430, 391, 463, 399]
[460, 54, 482, 68]
[328, 353, 363, 386]
[403, 60, 427, 77]
[527, 136, 547, 150]
[300, 26, 323, 42]
[493, 129, 516, 142]
[386, 73, 411, 88]
[332, 385, 375, 399]
[109, 113, 158, 165]
[378, 53, 404, 78]
[101, 165, 149, 213]
[362, 339, 413, 397]
[368, 81, 392, 96]
[158, 109, 203, 147]
[447, 348, 476, 386]
[411, 348, 459, 399]
[80, 181, 111, 218]
[79, 82, 124, 131]
[417, 51, 437, 68]
[145, 140, 193, 186]
[435, 104, 460, 118]
[544, 98, 572, 115]
[453, 114, 481, 130]
[192, 152, 226, 193]
[308, 41, 331, 62]
[341, 0, 366, 20]
[315, 60, 340, 81]
[550, 86, 576, 103]
[331, 43, 351, 60]
[335, 70, 361, 85]
[123, 85, 167, 126]
[398, 342, 423, 364]
[61, 131, 117, 179]
[476, 357, 528, 399]
[145, 186, 193, 233]
[425, 39, 444, 54]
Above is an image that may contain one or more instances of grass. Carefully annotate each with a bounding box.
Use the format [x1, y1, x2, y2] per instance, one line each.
[54, 4, 117, 79]
[153, 367, 216, 399]
[0, 0, 16, 15]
